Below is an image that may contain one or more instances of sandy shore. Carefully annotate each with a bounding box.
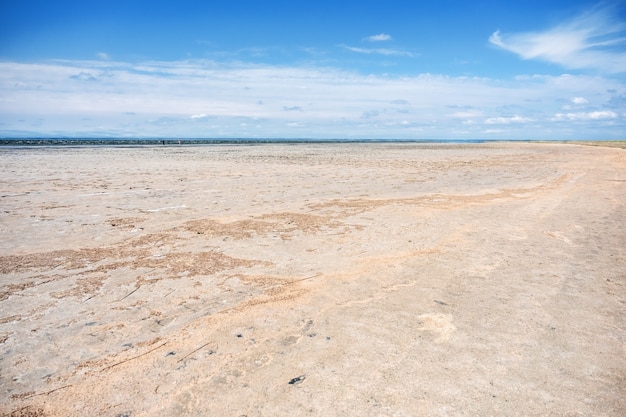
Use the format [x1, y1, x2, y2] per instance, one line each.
[1, 142, 624, 416]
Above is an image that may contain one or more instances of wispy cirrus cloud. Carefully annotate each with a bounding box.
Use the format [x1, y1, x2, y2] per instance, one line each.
[365, 33, 392, 42]
[489, 4, 626, 73]
[341, 45, 417, 57]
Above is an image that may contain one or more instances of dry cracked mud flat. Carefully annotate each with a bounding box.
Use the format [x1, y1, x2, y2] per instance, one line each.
[0, 142, 624, 416]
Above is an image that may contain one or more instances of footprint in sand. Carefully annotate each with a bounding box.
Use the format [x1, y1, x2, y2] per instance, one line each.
[508, 227, 528, 241]
[417, 313, 456, 343]
[543, 231, 572, 245]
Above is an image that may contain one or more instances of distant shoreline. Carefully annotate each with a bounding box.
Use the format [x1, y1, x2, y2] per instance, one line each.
[1, 138, 624, 148]
[0, 138, 485, 147]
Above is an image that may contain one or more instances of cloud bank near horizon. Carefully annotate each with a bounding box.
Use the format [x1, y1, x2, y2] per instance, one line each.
[1, 58, 624, 139]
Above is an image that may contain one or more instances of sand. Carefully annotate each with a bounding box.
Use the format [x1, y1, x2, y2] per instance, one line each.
[0, 142, 624, 416]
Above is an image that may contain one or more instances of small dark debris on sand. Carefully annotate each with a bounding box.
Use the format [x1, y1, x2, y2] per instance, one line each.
[288, 375, 306, 385]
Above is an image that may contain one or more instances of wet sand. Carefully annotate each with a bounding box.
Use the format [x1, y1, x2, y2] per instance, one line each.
[1, 142, 624, 416]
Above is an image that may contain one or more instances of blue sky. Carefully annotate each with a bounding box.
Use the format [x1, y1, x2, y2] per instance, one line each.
[1, 0, 625, 139]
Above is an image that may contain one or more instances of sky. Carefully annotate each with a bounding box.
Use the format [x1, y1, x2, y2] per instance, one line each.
[1, 0, 625, 140]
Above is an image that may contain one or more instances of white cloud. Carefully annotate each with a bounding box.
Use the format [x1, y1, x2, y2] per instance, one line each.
[489, 4, 626, 73]
[341, 45, 416, 57]
[450, 110, 484, 118]
[551, 111, 618, 121]
[0, 59, 624, 139]
[96, 52, 110, 61]
[571, 97, 588, 104]
[366, 33, 392, 42]
[484, 115, 531, 124]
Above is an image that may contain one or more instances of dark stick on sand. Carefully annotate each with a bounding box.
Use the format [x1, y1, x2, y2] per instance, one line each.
[118, 285, 141, 302]
[177, 341, 216, 363]
[101, 342, 168, 371]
